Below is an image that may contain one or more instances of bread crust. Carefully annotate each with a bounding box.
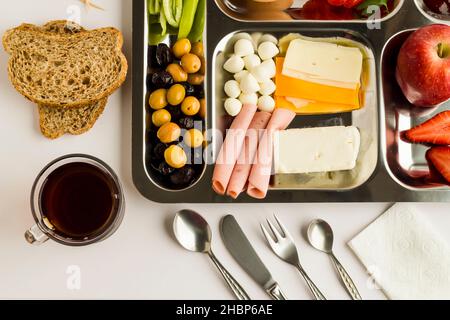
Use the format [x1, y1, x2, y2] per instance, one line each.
[39, 98, 108, 139]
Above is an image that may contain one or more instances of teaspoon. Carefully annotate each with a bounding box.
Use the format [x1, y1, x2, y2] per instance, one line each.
[173, 209, 250, 300]
[307, 219, 362, 300]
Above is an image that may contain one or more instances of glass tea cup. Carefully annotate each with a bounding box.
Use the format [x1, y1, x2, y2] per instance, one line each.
[25, 154, 125, 246]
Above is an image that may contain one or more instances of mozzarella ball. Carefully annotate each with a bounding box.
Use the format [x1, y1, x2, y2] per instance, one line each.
[223, 55, 245, 74]
[234, 70, 250, 83]
[257, 95, 275, 112]
[224, 98, 243, 117]
[234, 39, 254, 57]
[243, 54, 261, 71]
[239, 93, 258, 106]
[258, 34, 278, 46]
[240, 73, 260, 94]
[224, 80, 241, 99]
[258, 42, 279, 61]
[251, 33, 263, 50]
[232, 33, 252, 42]
[251, 64, 272, 83]
[259, 80, 276, 96]
[226, 33, 253, 52]
[261, 59, 276, 78]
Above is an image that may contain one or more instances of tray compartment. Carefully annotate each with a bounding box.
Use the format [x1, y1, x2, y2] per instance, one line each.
[212, 29, 378, 191]
[214, 0, 405, 23]
[414, 0, 450, 24]
[381, 29, 450, 191]
[142, 0, 208, 192]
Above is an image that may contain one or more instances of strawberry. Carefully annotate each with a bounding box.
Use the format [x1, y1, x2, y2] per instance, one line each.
[327, 0, 364, 8]
[296, 0, 355, 20]
[426, 147, 450, 185]
[402, 110, 450, 145]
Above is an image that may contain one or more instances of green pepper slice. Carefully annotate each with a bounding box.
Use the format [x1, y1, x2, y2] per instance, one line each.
[178, 0, 199, 39]
[188, 0, 205, 42]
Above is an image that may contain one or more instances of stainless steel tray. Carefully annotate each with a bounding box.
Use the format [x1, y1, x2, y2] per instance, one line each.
[132, 0, 450, 203]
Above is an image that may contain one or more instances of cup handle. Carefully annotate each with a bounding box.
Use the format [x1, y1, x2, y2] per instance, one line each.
[25, 225, 49, 245]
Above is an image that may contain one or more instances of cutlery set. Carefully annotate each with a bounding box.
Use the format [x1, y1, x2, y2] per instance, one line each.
[173, 210, 361, 300]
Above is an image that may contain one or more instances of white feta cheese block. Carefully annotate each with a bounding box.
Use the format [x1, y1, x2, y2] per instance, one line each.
[274, 126, 361, 174]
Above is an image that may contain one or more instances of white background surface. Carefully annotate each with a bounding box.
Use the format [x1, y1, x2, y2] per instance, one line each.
[0, 0, 449, 300]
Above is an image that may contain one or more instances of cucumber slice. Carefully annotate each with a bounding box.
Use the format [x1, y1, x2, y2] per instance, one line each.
[162, 0, 179, 28]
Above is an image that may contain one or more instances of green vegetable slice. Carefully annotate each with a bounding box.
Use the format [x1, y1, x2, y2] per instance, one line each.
[149, 24, 166, 45]
[163, 0, 179, 28]
[148, 0, 155, 14]
[178, 0, 199, 39]
[160, 10, 167, 36]
[175, 0, 183, 24]
[188, 0, 205, 42]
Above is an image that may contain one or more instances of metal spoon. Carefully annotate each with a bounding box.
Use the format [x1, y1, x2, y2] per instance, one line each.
[307, 219, 362, 300]
[173, 210, 250, 300]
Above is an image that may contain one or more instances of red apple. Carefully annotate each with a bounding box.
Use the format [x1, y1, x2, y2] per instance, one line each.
[396, 24, 450, 107]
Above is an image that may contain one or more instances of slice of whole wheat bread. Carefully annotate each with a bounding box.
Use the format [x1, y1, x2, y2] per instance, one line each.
[37, 21, 107, 139]
[39, 98, 108, 139]
[3, 22, 127, 108]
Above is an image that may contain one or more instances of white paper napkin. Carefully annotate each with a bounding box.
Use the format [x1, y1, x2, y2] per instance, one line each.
[348, 203, 450, 300]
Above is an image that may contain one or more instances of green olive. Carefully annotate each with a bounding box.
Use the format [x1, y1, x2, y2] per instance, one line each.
[191, 42, 204, 57]
[199, 98, 206, 119]
[181, 53, 201, 74]
[188, 73, 204, 86]
[172, 39, 191, 59]
[152, 109, 171, 127]
[184, 129, 204, 148]
[181, 96, 201, 116]
[167, 84, 186, 106]
[157, 122, 181, 144]
[166, 64, 188, 83]
[199, 56, 206, 75]
[164, 145, 187, 169]
[149, 89, 168, 110]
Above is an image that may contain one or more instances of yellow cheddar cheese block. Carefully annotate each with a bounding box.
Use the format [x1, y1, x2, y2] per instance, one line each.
[275, 96, 360, 115]
[275, 58, 362, 114]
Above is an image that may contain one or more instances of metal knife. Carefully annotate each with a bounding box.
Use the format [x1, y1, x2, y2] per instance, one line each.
[220, 215, 287, 300]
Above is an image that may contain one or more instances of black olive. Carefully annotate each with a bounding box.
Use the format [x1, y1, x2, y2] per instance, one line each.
[193, 85, 205, 99]
[148, 45, 159, 67]
[150, 71, 174, 89]
[181, 82, 195, 96]
[170, 166, 196, 186]
[178, 117, 195, 130]
[152, 143, 167, 161]
[146, 75, 152, 91]
[166, 105, 182, 121]
[156, 44, 173, 68]
[157, 162, 175, 176]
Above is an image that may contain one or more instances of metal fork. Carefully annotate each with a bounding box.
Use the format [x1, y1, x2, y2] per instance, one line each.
[261, 215, 326, 300]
